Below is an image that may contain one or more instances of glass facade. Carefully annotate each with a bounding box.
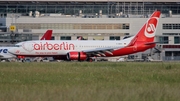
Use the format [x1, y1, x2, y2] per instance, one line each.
[60, 36, 71, 40]
[159, 36, 169, 44]
[109, 36, 120, 40]
[0, 33, 32, 43]
[163, 23, 180, 29]
[0, 1, 180, 16]
[163, 33, 180, 35]
[12, 23, 129, 30]
[174, 36, 180, 44]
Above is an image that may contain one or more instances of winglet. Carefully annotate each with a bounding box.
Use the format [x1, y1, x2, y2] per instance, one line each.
[40, 30, 53, 40]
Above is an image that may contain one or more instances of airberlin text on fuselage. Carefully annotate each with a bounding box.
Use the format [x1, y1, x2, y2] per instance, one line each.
[34, 42, 75, 50]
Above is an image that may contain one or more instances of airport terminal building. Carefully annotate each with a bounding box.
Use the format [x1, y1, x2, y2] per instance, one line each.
[0, 0, 180, 61]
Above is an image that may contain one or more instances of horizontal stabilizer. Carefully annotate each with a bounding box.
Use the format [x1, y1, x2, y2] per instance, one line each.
[144, 42, 158, 45]
[145, 40, 170, 45]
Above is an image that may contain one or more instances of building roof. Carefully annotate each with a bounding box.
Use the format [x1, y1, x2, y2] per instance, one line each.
[0, 0, 179, 2]
[0, 0, 179, 5]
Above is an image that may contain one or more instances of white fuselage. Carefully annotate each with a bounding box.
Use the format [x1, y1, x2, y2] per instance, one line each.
[0, 47, 16, 59]
[8, 37, 133, 56]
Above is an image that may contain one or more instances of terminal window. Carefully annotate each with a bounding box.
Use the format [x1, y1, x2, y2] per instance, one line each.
[15, 23, 129, 30]
[159, 36, 169, 44]
[110, 36, 120, 40]
[174, 36, 180, 44]
[60, 36, 71, 40]
[163, 23, 180, 29]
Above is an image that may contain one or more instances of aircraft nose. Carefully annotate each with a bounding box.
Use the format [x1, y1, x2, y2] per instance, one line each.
[8, 47, 18, 55]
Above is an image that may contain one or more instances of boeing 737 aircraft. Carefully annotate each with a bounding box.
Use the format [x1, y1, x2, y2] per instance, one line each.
[8, 11, 161, 61]
[0, 30, 52, 60]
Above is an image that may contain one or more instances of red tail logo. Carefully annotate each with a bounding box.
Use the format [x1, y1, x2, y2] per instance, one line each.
[127, 11, 160, 46]
[145, 17, 158, 38]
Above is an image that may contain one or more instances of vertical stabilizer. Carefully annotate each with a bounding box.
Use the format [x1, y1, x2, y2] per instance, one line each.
[40, 30, 53, 40]
[128, 11, 161, 46]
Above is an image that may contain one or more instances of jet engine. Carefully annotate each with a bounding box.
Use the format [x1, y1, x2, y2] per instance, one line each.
[67, 52, 87, 61]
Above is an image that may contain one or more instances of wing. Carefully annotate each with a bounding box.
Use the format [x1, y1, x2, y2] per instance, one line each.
[0, 54, 16, 59]
[82, 46, 124, 57]
[0, 55, 4, 58]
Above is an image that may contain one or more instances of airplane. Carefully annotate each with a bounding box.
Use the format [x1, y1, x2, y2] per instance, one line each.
[0, 30, 52, 60]
[8, 11, 161, 62]
[0, 47, 16, 59]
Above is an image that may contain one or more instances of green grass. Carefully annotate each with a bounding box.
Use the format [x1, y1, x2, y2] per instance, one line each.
[0, 62, 180, 101]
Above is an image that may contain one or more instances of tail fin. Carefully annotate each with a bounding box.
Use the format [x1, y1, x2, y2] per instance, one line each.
[40, 30, 53, 40]
[128, 11, 161, 46]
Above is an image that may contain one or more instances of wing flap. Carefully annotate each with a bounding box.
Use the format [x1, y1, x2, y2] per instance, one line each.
[82, 46, 124, 56]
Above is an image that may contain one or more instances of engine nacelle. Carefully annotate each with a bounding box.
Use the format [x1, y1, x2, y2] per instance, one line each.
[17, 55, 25, 59]
[67, 52, 87, 61]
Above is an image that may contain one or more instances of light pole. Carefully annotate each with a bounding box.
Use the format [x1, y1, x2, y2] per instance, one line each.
[15, 15, 20, 32]
[10, 14, 15, 43]
[10, 13, 14, 25]
[111, 3, 115, 15]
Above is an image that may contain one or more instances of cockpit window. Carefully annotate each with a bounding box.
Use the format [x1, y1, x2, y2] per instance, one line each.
[15, 45, 22, 47]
